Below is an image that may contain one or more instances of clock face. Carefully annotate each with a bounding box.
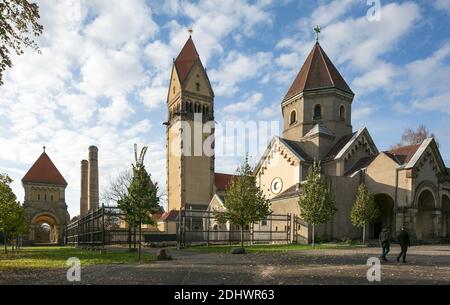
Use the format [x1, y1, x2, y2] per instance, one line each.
[271, 177, 283, 194]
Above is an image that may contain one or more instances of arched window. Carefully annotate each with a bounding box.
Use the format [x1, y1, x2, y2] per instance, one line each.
[340, 105, 346, 121]
[314, 104, 322, 120]
[196, 82, 200, 91]
[290, 110, 297, 125]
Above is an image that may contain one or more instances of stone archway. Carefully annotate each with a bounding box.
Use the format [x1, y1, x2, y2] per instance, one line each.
[370, 194, 395, 239]
[30, 213, 60, 244]
[442, 195, 450, 238]
[416, 189, 436, 240]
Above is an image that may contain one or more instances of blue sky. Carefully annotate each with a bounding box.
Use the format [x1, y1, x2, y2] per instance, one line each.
[1, 0, 450, 218]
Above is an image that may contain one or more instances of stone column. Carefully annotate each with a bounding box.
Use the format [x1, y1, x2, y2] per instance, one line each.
[80, 160, 89, 217]
[88, 146, 99, 212]
[432, 210, 442, 239]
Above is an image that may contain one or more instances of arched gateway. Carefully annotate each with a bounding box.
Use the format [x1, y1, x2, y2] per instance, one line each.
[22, 149, 70, 245]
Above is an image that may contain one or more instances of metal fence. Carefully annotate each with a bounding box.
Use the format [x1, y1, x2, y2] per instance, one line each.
[65, 206, 301, 248]
[64, 206, 173, 248]
[179, 209, 292, 247]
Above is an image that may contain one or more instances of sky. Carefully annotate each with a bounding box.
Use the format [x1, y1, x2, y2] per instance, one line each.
[1, 0, 450, 218]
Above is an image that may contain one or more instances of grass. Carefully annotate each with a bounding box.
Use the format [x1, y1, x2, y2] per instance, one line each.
[187, 243, 366, 254]
[0, 246, 155, 270]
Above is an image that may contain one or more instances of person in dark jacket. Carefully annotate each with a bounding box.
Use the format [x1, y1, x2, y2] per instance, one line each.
[397, 226, 411, 263]
[379, 226, 391, 261]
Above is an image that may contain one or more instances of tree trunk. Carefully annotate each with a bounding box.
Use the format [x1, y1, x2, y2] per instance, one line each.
[240, 226, 244, 249]
[128, 226, 131, 251]
[362, 225, 366, 244]
[312, 225, 315, 249]
[4, 233, 7, 254]
[138, 225, 142, 261]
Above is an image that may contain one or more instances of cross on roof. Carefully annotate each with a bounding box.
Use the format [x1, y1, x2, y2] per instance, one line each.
[314, 25, 321, 42]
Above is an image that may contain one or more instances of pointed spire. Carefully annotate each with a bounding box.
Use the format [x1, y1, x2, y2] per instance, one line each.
[174, 35, 200, 84]
[283, 42, 353, 101]
[22, 150, 67, 186]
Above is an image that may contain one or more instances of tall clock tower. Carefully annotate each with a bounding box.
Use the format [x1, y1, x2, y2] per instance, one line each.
[166, 35, 215, 212]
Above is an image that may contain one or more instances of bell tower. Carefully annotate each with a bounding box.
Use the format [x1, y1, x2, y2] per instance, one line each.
[281, 41, 355, 160]
[166, 34, 215, 212]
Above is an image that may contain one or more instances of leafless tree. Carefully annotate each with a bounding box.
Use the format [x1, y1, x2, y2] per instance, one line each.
[101, 169, 133, 207]
[391, 125, 438, 149]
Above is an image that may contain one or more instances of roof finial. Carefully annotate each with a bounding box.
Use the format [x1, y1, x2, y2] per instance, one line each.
[188, 28, 193, 37]
[43, 146, 46, 153]
[314, 25, 321, 42]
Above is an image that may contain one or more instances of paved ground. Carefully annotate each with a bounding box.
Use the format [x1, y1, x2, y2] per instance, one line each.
[1, 245, 450, 285]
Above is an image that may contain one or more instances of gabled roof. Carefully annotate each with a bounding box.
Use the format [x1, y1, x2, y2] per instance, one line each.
[284, 42, 353, 101]
[22, 152, 67, 186]
[174, 37, 199, 84]
[278, 137, 313, 162]
[403, 138, 446, 173]
[304, 123, 335, 138]
[159, 210, 179, 222]
[344, 155, 378, 177]
[215, 173, 235, 191]
[386, 144, 421, 165]
[271, 183, 301, 201]
[324, 128, 378, 162]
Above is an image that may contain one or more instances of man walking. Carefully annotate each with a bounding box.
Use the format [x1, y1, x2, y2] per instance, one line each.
[379, 226, 391, 262]
[397, 226, 411, 263]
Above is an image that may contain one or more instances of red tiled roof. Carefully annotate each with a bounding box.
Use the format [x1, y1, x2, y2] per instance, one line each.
[174, 37, 199, 84]
[215, 173, 235, 191]
[159, 210, 179, 222]
[22, 152, 67, 186]
[387, 144, 421, 165]
[284, 42, 353, 101]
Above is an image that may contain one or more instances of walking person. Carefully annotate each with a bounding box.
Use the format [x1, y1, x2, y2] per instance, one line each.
[397, 226, 411, 263]
[379, 226, 391, 262]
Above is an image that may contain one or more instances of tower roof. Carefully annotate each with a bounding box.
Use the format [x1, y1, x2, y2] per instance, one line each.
[284, 42, 353, 101]
[174, 36, 200, 84]
[22, 152, 67, 186]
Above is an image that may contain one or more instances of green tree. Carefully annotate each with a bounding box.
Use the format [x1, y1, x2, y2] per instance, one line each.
[118, 145, 160, 260]
[0, 0, 43, 85]
[298, 163, 337, 248]
[0, 173, 27, 253]
[213, 156, 271, 250]
[350, 184, 380, 244]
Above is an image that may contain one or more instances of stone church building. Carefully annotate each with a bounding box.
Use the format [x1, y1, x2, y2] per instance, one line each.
[166, 36, 450, 242]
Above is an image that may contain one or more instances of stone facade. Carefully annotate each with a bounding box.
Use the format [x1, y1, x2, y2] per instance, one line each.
[22, 150, 70, 245]
[207, 42, 450, 243]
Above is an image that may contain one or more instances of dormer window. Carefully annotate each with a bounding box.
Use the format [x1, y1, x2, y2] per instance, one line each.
[340, 105, 346, 121]
[290, 110, 297, 125]
[314, 105, 322, 120]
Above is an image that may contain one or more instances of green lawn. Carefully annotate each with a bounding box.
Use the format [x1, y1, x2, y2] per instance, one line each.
[187, 243, 366, 254]
[0, 246, 155, 270]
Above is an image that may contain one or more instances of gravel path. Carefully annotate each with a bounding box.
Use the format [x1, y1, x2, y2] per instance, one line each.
[1, 245, 449, 285]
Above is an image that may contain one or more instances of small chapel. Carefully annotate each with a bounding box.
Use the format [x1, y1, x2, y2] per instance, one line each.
[165, 34, 450, 242]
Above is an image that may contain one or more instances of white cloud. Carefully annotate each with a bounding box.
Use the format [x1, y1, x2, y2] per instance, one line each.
[79, 45, 147, 98]
[223, 92, 263, 113]
[412, 92, 450, 114]
[210, 51, 272, 96]
[434, 0, 450, 14]
[84, 0, 158, 48]
[311, 0, 355, 27]
[98, 96, 135, 126]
